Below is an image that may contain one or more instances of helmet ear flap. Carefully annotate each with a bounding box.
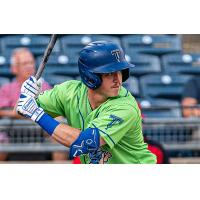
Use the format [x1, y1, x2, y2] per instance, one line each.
[122, 68, 130, 82]
[79, 64, 102, 89]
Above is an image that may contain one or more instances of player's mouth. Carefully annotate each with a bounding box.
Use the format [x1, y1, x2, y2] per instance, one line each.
[111, 83, 121, 88]
[111, 85, 120, 89]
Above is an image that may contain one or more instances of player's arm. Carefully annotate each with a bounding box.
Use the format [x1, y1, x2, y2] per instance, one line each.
[52, 123, 106, 147]
[16, 92, 105, 159]
[53, 125, 106, 159]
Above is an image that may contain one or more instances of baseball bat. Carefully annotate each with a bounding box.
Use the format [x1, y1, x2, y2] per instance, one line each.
[35, 34, 58, 80]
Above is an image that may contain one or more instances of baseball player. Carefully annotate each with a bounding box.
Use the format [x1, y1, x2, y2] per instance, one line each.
[16, 41, 157, 164]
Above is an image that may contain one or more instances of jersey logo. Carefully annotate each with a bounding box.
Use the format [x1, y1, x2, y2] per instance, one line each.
[89, 149, 112, 164]
[105, 114, 123, 130]
[111, 49, 121, 62]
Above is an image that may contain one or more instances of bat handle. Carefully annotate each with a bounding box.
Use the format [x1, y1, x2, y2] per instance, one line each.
[35, 34, 58, 80]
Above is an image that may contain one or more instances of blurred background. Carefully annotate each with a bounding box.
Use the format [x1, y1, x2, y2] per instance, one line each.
[1, 34, 200, 163]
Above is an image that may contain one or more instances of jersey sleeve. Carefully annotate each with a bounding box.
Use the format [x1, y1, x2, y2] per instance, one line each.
[36, 81, 79, 118]
[87, 103, 140, 149]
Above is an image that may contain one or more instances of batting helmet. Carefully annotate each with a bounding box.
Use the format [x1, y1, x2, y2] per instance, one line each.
[78, 41, 135, 89]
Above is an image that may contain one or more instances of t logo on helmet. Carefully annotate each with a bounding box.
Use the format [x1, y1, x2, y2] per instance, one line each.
[111, 49, 121, 62]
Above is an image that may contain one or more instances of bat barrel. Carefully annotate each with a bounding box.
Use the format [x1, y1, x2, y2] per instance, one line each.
[35, 34, 58, 80]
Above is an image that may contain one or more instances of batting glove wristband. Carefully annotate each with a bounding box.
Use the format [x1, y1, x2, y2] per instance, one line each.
[17, 93, 60, 135]
[21, 76, 42, 98]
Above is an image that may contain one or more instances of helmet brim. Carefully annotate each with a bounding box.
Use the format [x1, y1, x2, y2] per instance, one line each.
[88, 61, 135, 74]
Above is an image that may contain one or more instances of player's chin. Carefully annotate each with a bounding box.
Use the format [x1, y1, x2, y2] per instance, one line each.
[110, 88, 120, 97]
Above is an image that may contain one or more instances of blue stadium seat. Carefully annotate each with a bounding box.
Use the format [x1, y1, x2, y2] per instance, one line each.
[121, 35, 182, 56]
[36, 54, 79, 76]
[42, 65, 79, 77]
[137, 98, 181, 118]
[1, 35, 60, 57]
[162, 53, 200, 75]
[43, 74, 75, 87]
[0, 54, 12, 78]
[0, 77, 10, 87]
[125, 53, 161, 76]
[60, 35, 121, 60]
[122, 76, 140, 97]
[140, 74, 192, 100]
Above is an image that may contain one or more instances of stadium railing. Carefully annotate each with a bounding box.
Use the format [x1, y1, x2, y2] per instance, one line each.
[1, 116, 200, 155]
[143, 117, 200, 151]
[0, 119, 68, 153]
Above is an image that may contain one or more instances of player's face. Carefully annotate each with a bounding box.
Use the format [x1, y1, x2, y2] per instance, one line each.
[97, 71, 122, 98]
[14, 51, 36, 81]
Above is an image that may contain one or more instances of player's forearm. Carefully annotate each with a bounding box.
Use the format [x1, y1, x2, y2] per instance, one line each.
[52, 123, 81, 147]
[16, 93, 105, 159]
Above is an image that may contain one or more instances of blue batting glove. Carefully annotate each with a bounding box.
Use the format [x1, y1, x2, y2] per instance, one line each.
[17, 93, 44, 122]
[21, 76, 42, 98]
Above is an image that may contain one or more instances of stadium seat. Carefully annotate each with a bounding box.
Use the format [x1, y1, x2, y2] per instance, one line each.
[60, 35, 121, 60]
[43, 74, 75, 86]
[137, 98, 181, 118]
[162, 53, 200, 75]
[36, 54, 79, 76]
[1, 35, 61, 57]
[125, 53, 161, 77]
[0, 77, 10, 87]
[42, 65, 79, 77]
[0, 118, 11, 126]
[122, 76, 140, 97]
[140, 74, 192, 100]
[0, 54, 12, 78]
[121, 35, 182, 56]
[37, 53, 78, 66]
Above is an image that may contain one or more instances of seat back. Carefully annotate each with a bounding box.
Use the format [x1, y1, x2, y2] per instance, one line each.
[0, 77, 10, 87]
[122, 35, 182, 56]
[1, 35, 60, 57]
[60, 35, 121, 59]
[43, 74, 75, 86]
[122, 76, 140, 97]
[140, 74, 192, 100]
[126, 53, 161, 77]
[137, 98, 181, 118]
[0, 54, 12, 78]
[162, 53, 200, 75]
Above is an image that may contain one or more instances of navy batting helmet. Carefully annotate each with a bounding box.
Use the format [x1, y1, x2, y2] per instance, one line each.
[78, 41, 135, 89]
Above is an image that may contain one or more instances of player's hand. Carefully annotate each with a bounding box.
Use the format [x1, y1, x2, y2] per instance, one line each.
[21, 76, 42, 98]
[16, 93, 44, 122]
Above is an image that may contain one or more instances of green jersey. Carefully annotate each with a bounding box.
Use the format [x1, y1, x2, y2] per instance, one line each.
[37, 80, 156, 164]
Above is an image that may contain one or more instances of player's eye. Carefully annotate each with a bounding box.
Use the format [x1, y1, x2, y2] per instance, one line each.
[105, 73, 112, 76]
